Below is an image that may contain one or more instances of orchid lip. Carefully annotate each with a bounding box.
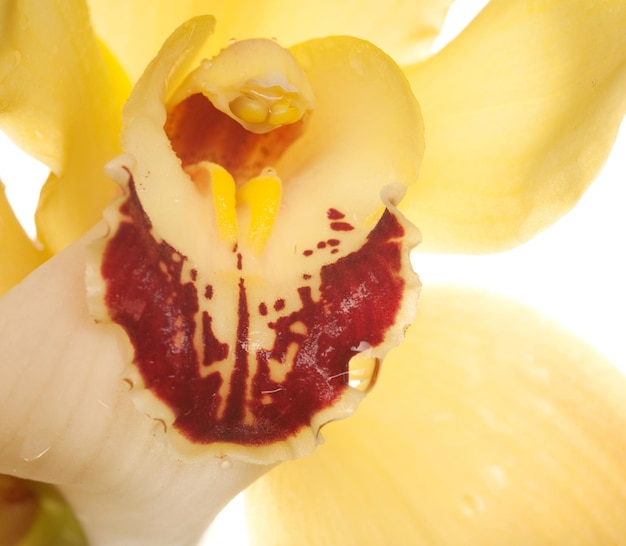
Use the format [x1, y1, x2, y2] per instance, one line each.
[88, 20, 422, 464]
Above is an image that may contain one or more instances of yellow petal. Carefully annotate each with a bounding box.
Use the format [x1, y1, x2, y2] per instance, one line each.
[0, 0, 130, 253]
[246, 285, 626, 544]
[278, 36, 423, 245]
[0, 182, 47, 295]
[402, 0, 626, 252]
[86, 0, 455, 82]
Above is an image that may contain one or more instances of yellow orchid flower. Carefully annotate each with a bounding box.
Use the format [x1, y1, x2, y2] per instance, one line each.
[1, 2, 625, 546]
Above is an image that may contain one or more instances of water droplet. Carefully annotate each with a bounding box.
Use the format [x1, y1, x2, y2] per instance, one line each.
[153, 418, 168, 433]
[1, 50, 22, 77]
[18, 11, 29, 30]
[12, 50, 22, 68]
[20, 436, 52, 462]
[96, 398, 111, 410]
[489, 465, 508, 487]
[348, 355, 380, 392]
[460, 492, 485, 518]
[524, 363, 551, 383]
[349, 51, 367, 76]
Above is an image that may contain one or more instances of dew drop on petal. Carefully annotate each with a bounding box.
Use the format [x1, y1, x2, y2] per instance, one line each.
[460, 492, 485, 518]
[19, 436, 52, 463]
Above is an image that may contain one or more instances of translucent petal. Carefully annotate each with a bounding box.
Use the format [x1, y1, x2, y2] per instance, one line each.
[86, 0, 455, 82]
[0, 0, 130, 253]
[246, 285, 626, 545]
[402, 0, 626, 252]
[0, 228, 267, 544]
[0, 182, 47, 295]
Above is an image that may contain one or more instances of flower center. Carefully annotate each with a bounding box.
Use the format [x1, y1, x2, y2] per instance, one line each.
[228, 84, 306, 128]
[169, 38, 315, 136]
[163, 39, 315, 254]
[184, 161, 282, 254]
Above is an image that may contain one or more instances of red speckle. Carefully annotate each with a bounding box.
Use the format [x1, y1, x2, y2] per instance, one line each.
[204, 285, 213, 299]
[327, 208, 345, 220]
[274, 299, 286, 311]
[220, 278, 249, 426]
[330, 222, 354, 231]
[303, 249, 313, 257]
[327, 239, 340, 246]
[202, 312, 229, 366]
[317, 241, 327, 249]
[259, 302, 268, 316]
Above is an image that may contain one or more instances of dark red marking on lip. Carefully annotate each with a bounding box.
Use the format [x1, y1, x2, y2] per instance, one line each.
[303, 274, 312, 280]
[204, 285, 213, 299]
[273, 299, 286, 311]
[317, 241, 327, 249]
[331, 249, 339, 254]
[327, 208, 345, 220]
[327, 239, 340, 246]
[202, 312, 229, 366]
[221, 278, 249, 425]
[303, 249, 313, 257]
[259, 302, 268, 316]
[190, 269, 198, 281]
[330, 221, 354, 232]
[101, 176, 407, 447]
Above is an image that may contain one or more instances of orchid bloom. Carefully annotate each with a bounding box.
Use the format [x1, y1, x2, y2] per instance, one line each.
[1, 1, 626, 545]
